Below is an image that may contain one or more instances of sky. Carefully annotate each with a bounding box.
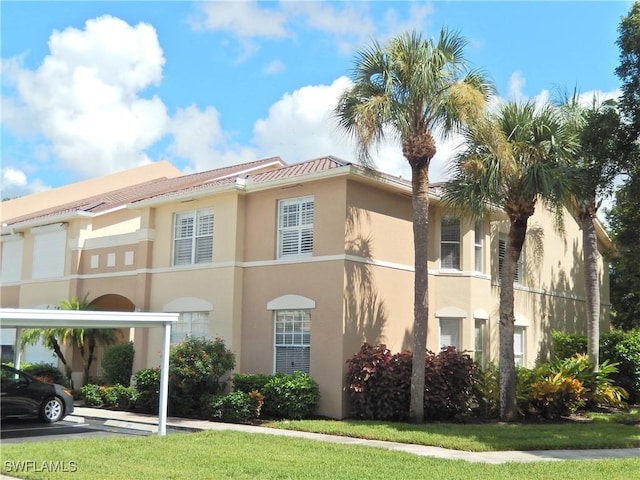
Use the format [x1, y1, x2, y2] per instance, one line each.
[0, 1, 633, 200]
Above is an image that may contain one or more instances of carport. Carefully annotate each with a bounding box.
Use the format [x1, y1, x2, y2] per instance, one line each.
[0, 308, 177, 436]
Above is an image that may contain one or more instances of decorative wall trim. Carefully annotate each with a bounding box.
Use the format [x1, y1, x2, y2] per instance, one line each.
[267, 294, 316, 310]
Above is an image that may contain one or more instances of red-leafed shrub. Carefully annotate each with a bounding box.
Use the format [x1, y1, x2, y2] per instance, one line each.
[346, 343, 477, 421]
[424, 346, 477, 420]
[345, 343, 411, 420]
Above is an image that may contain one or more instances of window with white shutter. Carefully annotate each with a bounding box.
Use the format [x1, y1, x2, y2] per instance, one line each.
[170, 311, 210, 344]
[173, 209, 213, 266]
[274, 310, 310, 374]
[514, 326, 525, 366]
[32, 224, 66, 279]
[277, 197, 314, 258]
[1, 235, 24, 283]
[439, 318, 460, 349]
[474, 221, 484, 273]
[440, 216, 460, 269]
[498, 235, 523, 284]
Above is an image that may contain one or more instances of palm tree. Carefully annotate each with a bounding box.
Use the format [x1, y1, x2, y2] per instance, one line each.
[559, 93, 622, 370]
[59, 295, 117, 385]
[442, 100, 578, 421]
[22, 294, 117, 387]
[335, 29, 493, 423]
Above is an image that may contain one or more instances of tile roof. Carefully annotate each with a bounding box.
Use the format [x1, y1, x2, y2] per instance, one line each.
[3, 157, 283, 226]
[2, 155, 417, 228]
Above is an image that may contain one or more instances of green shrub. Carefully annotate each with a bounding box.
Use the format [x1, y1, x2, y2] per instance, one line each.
[516, 354, 629, 418]
[262, 372, 320, 419]
[80, 383, 103, 406]
[208, 391, 263, 423]
[472, 363, 499, 418]
[102, 342, 135, 386]
[530, 374, 587, 418]
[169, 337, 236, 418]
[232, 373, 272, 393]
[601, 330, 640, 404]
[102, 384, 137, 409]
[551, 331, 587, 360]
[132, 367, 160, 413]
[21, 363, 68, 387]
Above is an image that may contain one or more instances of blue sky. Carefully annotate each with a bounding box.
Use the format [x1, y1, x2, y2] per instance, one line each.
[1, 1, 633, 200]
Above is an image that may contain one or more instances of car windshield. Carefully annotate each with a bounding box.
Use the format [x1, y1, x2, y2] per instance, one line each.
[1, 366, 28, 385]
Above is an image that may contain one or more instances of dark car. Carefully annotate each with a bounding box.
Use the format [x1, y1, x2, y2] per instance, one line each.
[0, 364, 74, 422]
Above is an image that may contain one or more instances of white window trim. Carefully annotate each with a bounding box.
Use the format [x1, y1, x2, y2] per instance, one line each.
[440, 216, 461, 270]
[173, 208, 214, 266]
[498, 235, 523, 284]
[273, 309, 311, 374]
[439, 317, 461, 350]
[474, 221, 484, 273]
[277, 196, 314, 259]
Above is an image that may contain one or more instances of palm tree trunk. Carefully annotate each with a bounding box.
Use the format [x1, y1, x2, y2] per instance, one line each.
[579, 205, 600, 370]
[499, 217, 527, 421]
[409, 161, 430, 423]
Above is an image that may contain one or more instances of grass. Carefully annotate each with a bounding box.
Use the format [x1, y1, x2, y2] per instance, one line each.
[2, 430, 640, 480]
[2, 410, 638, 479]
[263, 411, 640, 451]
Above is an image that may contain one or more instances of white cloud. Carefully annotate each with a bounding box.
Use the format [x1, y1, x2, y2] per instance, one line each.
[250, 76, 454, 183]
[2, 15, 169, 179]
[381, 4, 434, 41]
[1, 167, 49, 200]
[263, 59, 285, 75]
[507, 71, 526, 100]
[194, 1, 289, 38]
[167, 105, 226, 171]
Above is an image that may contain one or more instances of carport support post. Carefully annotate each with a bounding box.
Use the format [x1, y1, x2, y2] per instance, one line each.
[13, 327, 23, 369]
[158, 322, 171, 436]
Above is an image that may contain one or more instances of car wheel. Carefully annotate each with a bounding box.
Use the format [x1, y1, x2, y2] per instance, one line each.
[40, 397, 65, 423]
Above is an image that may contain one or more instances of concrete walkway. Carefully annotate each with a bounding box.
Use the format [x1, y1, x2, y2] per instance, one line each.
[2, 406, 639, 480]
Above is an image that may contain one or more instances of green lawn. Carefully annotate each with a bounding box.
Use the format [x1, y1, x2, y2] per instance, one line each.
[2, 430, 640, 480]
[2, 411, 639, 479]
[264, 414, 640, 451]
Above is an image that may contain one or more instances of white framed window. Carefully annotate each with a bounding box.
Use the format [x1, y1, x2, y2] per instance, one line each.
[31, 224, 67, 279]
[1, 235, 24, 283]
[170, 311, 210, 344]
[474, 318, 486, 367]
[439, 318, 460, 350]
[440, 216, 460, 270]
[498, 235, 523, 284]
[173, 209, 214, 266]
[514, 326, 525, 367]
[274, 310, 310, 374]
[474, 221, 483, 273]
[277, 196, 314, 258]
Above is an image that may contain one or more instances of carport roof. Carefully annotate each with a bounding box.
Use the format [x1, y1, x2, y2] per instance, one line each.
[0, 308, 177, 328]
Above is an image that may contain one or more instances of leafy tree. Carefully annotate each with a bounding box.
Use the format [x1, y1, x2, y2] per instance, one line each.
[608, 1, 640, 329]
[616, 1, 640, 137]
[334, 29, 493, 422]
[443, 101, 578, 420]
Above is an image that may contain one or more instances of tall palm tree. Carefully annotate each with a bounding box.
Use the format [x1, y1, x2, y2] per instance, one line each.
[335, 29, 493, 423]
[442, 100, 578, 421]
[559, 93, 622, 370]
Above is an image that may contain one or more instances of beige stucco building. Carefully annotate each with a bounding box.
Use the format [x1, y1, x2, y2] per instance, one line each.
[0, 156, 612, 418]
